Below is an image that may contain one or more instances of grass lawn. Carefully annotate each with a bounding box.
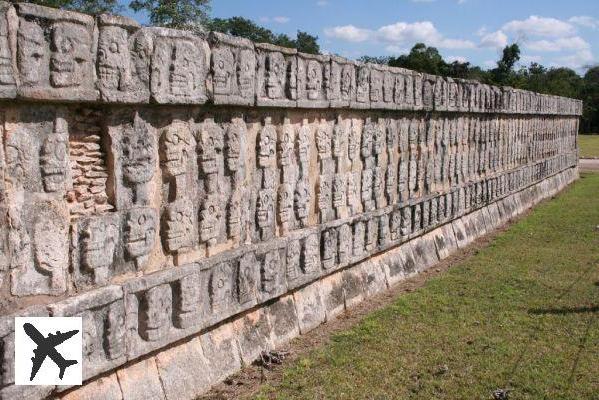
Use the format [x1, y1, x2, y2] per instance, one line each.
[253, 173, 599, 400]
[579, 135, 599, 158]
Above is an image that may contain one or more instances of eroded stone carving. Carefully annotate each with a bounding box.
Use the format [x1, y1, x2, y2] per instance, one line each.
[198, 117, 224, 178]
[277, 183, 294, 232]
[294, 177, 310, 227]
[237, 252, 258, 305]
[321, 228, 337, 270]
[302, 233, 320, 275]
[125, 207, 157, 269]
[256, 43, 297, 106]
[261, 250, 282, 295]
[225, 117, 245, 173]
[164, 198, 194, 253]
[200, 194, 222, 247]
[40, 121, 70, 193]
[174, 272, 202, 329]
[80, 215, 119, 285]
[256, 188, 275, 239]
[139, 284, 172, 341]
[151, 32, 209, 104]
[338, 224, 352, 265]
[0, 2, 15, 96]
[258, 117, 277, 168]
[210, 261, 233, 313]
[160, 121, 193, 180]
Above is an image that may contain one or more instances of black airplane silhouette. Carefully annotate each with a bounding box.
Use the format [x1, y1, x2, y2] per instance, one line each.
[23, 322, 79, 381]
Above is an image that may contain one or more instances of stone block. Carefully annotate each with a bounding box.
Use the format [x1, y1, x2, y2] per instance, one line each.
[59, 374, 122, 400]
[410, 232, 440, 272]
[359, 259, 388, 297]
[381, 241, 418, 285]
[293, 280, 326, 333]
[15, 3, 98, 101]
[116, 358, 165, 400]
[431, 223, 458, 260]
[232, 308, 274, 365]
[297, 52, 330, 108]
[350, 62, 370, 109]
[328, 55, 354, 107]
[265, 294, 300, 348]
[199, 322, 242, 383]
[255, 42, 297, 107]
[319, 271, 346, 319]
[209, 31, 255, 106]
[155, 338, 211, 400]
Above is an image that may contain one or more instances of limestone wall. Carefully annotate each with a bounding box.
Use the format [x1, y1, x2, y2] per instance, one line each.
[0, 3, 581, 399]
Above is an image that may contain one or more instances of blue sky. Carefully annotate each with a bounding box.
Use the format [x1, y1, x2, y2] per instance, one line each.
[123, 0, 599, 73]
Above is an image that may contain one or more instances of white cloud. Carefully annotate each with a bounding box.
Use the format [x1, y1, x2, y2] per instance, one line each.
[520, 55, 543, 64]
[447, 55, 467, 63]
[259, 16, 269, 23]
[385, 44, 409, 54]
[325, 20, 474, 49]
[324, 25, 373, 42]
[554, 49, 595, 70]
[569, 16, 599, 29]
[502, 16, 575, 38]
[376, 21, 475, 49]
[272, 16, 290, 24]
[526, 36, 590, 52]
[316, 0, 329, 6]
[411, 0, 436, 2]
[479, 30, 508, 49]
[457, 0, 467, 4]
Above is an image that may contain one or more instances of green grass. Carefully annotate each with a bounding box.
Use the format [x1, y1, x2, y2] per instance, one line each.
[579, 135, 599, 158]
[253, 173, 599, 400]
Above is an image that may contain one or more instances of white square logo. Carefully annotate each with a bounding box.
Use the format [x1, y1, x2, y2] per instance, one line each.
[14, 317, 82, 386]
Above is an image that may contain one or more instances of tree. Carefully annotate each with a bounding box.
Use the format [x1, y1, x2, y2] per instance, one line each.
[388, 43, 448, 76]
[581, 66, 599, 133]
[129, 0, 210, 31]
[11, 0, 121, 14]
[207, 17, 320, 53]
[490, 43, 520, 85]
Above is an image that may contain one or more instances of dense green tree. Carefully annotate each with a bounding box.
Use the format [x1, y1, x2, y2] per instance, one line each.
[581, 66, 599, 133]
[129, 0, 210, 31]
[11, 0, 121, 14]
[207, 17, 319, 53]
[489, 43, 521, 85]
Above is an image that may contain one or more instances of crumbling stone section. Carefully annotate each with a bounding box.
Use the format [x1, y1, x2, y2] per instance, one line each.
[0, 3, 583, 400]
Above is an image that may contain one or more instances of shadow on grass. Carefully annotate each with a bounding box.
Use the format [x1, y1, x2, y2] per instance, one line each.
[528, 305, 599, 315]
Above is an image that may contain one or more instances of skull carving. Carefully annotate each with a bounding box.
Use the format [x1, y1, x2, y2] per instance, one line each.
[97, 25, 130, 91]
[225, 118, 245, 172]
[175, 273, 201, 328]
[256, 189, 275, 229]
[302, 234, 320, 274]
[353, 221, 365, 256]
[261, 250, 281, 295]
[294, 177, 310, 226]
[50, 22, 92, 88]
[338, 224, 352, 264]
[164, 198, 194, 252]
[373, 121, 385, 155]
[298, 119, 311, 166]
[125, 207, 157, 260]
[5, 131, 33, 186]
[340, 64, 353, 99]
[198, 118, 224, 176]
[278, 118, 295, 168]
[348, 120, 360, 162]
[17, 20, 45, 86]
[356, 66, 369, 102]
[227, 189, 242, 240]
[277, 183, 294, 226]
[210, 261, 233, 312]
[332, 116, 346, 159]
[266, 52, 285, 99]
[383, 70, 394, 102]
[212, 47, 234, 95]
[140, 284, 171, 341]
[322, 229, 337, 269]
[237, 49, 255, 98]
[361, 118, 375, 158]
[318, 175, 332, 214]
[161, 123, 192, 178]
[169, 39, 201, 98]
[316, 120, 331, 159]
[258, 117, 277, 168]
[370, 69, 382, 102]
[237, 252, 257, 304]
[333, 174, 346, 209]
[306, 60, 322, 100]
[81, 216, 118, 280]
[40, 132, 69, 193]
[121, 117, 156, 185]
[200, 194, 221, 245]
[0, 14, 14, 86]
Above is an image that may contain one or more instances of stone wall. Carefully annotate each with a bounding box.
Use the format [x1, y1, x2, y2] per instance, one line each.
[0, 3, 581, 399]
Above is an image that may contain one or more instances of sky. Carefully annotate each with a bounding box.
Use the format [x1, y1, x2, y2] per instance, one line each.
[123, 0, 599, 74]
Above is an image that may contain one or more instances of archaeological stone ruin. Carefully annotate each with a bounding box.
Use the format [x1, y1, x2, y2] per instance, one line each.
[0, 3, 582, 399]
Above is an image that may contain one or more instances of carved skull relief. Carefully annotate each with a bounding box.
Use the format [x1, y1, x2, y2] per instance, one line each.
[277, 183, 294, 225]
[278, 118, 295, 168]
[0, 12, 13, 86]
[121, 118, 156, 185]
[258, 117, 277, 168]
[316, 121, 331, 160]
[97, 25, 130, 91]
[161, 123, 192, 178]
[237, 252, 257, 304]
[306, 60, 322, 100]
[237, 49, 255, 98]
[81, 216, 118, 275]
[298, 119, 311, 167]
[17, 20, 45, 85]
[175, 273, 201, 328]
[321, 229, 337, 269]
[302, 234, 320, 274]
[5, 131, 33, 187]
[200, 194, 221, 245]
[212, 47, 234, 95]
[261, 250, 281, 295]
[332, 174, 346, 209]
[256, 188, 275, 229]
[50, 22, 92, 88]
[125, 207, 157, 259]
[340, 64, 353, 100]
[41, 133, 69, 193]
[266, 52, 286, 99]
[140, 284, 172, 341]
[165, 198, 194, 252]
[294, 177, 310, 226]
[210, 261, 233, 312]
[286, 239, 301, 281]
[332, 117, 346, 160]
[198, 118, 224, 176]
[361, 119, 374, 158]
[225, 118, 245, 173]
[338, 224, 352, 264]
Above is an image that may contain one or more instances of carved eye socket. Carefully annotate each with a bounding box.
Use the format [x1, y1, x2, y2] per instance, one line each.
[109, 42, 119, 53]
[218, 60, 224, 68]
[208, 205, 215, 213]
[138, 214, 147, 225]
[217, 278, 225, 288]
[58, 36, 74, 53]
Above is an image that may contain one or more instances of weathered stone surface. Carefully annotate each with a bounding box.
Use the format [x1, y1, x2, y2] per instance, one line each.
[116, 358, 165, 400]
[155, 338, 211, 400]
[0, 4, 582, 400]
[59, 374, 122, 400]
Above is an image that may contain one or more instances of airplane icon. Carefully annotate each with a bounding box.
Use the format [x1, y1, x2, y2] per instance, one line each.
[23, 322, 79, 381]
